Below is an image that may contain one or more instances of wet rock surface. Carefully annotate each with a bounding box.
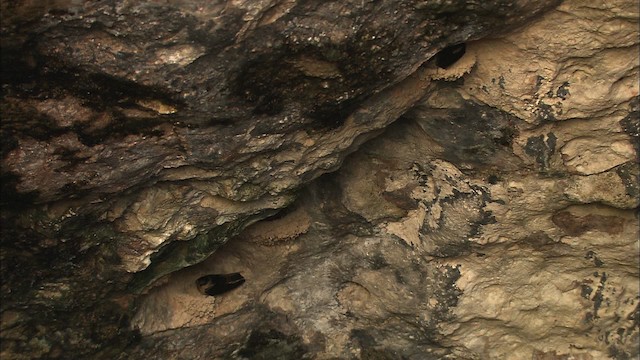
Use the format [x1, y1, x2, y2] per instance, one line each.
[1, 0, 638, 359]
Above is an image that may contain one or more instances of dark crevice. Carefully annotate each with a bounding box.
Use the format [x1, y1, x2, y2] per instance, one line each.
[435, 43, 466, 69]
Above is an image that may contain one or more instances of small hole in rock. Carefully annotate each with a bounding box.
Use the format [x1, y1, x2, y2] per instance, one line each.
[435, 43, 466, 69]
[196, 273, 245, 296]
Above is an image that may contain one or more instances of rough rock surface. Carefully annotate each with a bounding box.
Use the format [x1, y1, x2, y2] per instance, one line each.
[1, 0, 638, 359]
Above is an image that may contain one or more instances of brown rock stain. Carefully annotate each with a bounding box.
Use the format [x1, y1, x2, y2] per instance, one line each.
[552, 211, 625, 236]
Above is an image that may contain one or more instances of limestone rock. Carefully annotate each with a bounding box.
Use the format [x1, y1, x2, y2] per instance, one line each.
[127, 1, 638, 358]
[1, 0, 638, 359]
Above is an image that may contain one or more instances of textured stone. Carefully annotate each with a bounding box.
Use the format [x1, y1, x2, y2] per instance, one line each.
[560, 137, 635, 175]
[129, 89, 636, 359]
[1, 0, 638, 359]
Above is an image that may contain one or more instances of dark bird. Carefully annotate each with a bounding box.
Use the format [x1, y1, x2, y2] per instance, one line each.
[196, 273, 245, 296]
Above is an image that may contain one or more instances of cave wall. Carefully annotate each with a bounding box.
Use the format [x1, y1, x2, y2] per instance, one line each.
[1, 0, 638, 359]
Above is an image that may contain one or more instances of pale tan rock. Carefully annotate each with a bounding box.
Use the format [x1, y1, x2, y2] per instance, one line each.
[243, 206, 311, 245]
[131, 281, 216, 335]
[460, 0, 639, 125]
[424, 0, 640, 358]
[564, 169, 638, 209]
[440, 207, 638, 359]
[560, 136, 635, 175]
[384, 205, 427, 248]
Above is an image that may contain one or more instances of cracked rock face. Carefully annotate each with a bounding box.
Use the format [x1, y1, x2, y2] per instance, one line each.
[1, 0, 638, 359]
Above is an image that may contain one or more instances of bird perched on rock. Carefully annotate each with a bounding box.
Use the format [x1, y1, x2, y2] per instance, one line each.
[196, 273, 245, 296]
